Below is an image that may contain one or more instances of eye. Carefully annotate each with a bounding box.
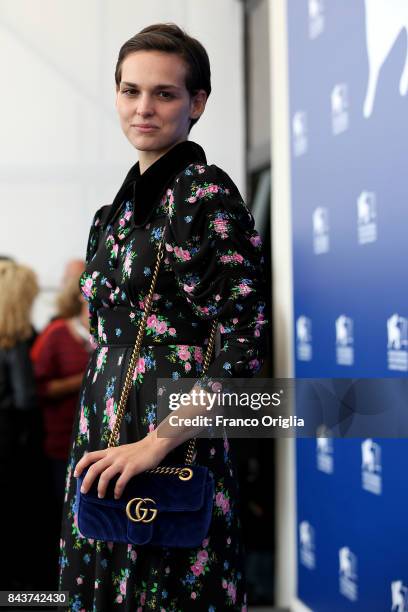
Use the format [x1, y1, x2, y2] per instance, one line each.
[158, 91, 173, 99]
[122, 89, 137, 96]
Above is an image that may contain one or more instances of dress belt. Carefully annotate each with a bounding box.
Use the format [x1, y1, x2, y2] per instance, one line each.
[96, 306, 211, 347]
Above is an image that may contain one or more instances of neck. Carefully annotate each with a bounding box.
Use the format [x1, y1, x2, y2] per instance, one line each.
[138, 138, 188, 175]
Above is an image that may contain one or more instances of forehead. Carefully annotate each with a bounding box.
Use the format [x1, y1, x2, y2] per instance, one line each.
[120, 50, 188, 87]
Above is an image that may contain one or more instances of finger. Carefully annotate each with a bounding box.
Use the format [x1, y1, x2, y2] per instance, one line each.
[74, 450, 108, 477]
[80, 456, 112, 494]
[114, 466, 139, 500]
[97, 464, 123, 499]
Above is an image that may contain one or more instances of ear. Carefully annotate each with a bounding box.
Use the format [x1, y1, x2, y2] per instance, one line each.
[190, 89, 208, 120]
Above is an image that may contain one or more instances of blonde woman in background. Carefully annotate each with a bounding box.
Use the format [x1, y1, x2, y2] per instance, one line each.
[0, 260, 39, 589]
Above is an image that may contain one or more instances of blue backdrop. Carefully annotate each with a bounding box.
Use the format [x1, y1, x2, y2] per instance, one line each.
[288, 1, 408, 610]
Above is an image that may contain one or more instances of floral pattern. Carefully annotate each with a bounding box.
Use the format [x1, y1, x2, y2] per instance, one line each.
[59, 159, 268, 610]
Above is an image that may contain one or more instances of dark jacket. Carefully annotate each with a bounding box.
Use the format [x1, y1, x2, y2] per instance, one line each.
[0, 340, 37, 412]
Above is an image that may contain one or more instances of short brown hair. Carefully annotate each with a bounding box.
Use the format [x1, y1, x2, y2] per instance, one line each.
[115, 23, 211, 133]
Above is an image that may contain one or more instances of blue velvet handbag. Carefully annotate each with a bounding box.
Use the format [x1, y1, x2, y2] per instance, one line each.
[75, 236, 217, 547]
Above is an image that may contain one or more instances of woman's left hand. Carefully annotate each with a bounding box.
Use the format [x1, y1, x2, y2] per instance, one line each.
[73, 432, 171, 499]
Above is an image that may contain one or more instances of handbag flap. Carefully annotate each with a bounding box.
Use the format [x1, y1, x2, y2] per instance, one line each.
[77, 465, 211, 512]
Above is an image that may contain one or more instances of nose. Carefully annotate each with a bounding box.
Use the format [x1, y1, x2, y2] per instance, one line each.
[136, 92, 155, 117]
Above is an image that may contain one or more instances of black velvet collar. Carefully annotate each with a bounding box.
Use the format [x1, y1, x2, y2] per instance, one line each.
[103, 139, 207, 229]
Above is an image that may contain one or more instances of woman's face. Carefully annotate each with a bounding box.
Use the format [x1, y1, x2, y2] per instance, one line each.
[116, 50, 206, 155]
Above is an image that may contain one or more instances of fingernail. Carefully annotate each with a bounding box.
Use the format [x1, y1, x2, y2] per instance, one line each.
[73, 470, 78, 477]
[80, 486, 85, 493]
[98, 493, 103, 499]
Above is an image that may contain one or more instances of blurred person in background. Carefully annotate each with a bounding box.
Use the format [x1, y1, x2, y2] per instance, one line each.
[31, 272, 92, 588]
[0, 260, 39, 588]
[31, 273, 92, 506]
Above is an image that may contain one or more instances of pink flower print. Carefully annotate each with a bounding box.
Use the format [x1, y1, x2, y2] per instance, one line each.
[173, 246, 191, 261]
[227, 536, 231, 545]
[188, 196, 197, 204]
[148, 423, 155, 432]
[184, 362, 192, 372]
[90, 336, 98, 350]
[191, 592, 197, 600]
[214, 218, 228, 237]
[82, 278, 93, 298]
[227, 582, 237, 604]
[210, 447, 216, 456]
[120, 579, 127, 595]
[211, 382, 222, 392]
[96, 347, 108, 370]
[183, 283, 195, 294]
[222, 579, 228, 589]
[198, 306, 210, 315]
[254, 328, 260, 337]
[156, 321, 168, 334]
[196, 187, 205, 199]
[140, 592, 146, 605]
[130, 550, 137, 562]
[146, 314, 158, 329]
[119, 218, 125, 227]
[194, 346, 203, 364]
[191, 562, 204, 576]
[169, 327, 176, 336]
[116, 595, 123, 603]
[250, 234, 262, 247]
[95, 580, 99, 589]
[112, 243, 119, 257]
[79, 409, 87, 435]
[107, 541, 113, 551]
[124, 210, 132, 221]
[177, 346, 190, 361]
[133, 357, 145, 380]
[238, 282, 252, 296]
[233, 317, 239, 324]
[165, 243, 173, 252]
[215, 294, 221, 301]
[216, 492, 225, 508]
[222, 497, 230, 514]
[249, 358, 260, 370]
[224, 437, 230, 452]
[208, 184, 219, 194]
[197, 549, 208, 564]
[220, 325, 225, 334]
[202, 538, 209, 547]
[106, 397, 115, 428]
[124, 252, 133, 275]
[76, 577, 83, 585]
[220, 252, 244, 264]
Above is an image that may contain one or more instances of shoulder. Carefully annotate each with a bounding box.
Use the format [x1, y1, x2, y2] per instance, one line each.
[31, 319, 67, 360]
[168, 162, 254, 231]
[90, 204, 111, 229]
[173, 162, 240, 197]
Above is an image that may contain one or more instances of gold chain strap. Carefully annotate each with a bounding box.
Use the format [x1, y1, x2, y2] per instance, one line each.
[107, 233, 218, 479]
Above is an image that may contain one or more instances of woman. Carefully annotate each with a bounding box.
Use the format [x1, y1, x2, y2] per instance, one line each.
[59, 23, 268, 611]
[0, 260, 39, 588]
[32, 274, 91, 503]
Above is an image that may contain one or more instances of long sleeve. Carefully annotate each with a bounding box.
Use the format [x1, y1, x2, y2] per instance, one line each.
[165, 163, 268, 381]
[80, 206, 109, 348]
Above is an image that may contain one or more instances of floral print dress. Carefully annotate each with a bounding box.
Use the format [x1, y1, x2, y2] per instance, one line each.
[59, 140, 268, 611]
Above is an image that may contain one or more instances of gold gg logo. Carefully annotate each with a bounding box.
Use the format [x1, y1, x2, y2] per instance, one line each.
[126, 497, 158, 523]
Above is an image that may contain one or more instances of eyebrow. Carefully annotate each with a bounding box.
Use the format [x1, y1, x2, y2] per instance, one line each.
[120, 81, 181, 90]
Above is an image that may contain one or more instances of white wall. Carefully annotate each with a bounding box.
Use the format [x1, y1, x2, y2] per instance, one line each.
[0, 0, 245, 329]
